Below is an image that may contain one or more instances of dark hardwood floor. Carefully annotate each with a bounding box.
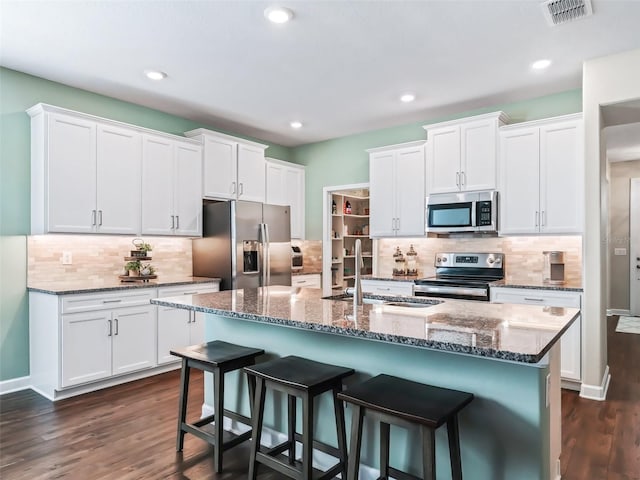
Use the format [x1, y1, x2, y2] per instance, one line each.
[1, 316, 638, 479]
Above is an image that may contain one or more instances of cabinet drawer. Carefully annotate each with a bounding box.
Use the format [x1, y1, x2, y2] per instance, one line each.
[490, 287, 580, 308]
[361, 279, 414, 297]
[157, 282, 220, 298]
[292, 274, 321, 289]
[61, 289, 156, 314]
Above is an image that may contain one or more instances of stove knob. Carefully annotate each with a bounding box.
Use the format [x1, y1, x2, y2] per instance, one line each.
[488, 258, 495, 264]
[441, 257, 447, 263]
[436, 257, 441, 264]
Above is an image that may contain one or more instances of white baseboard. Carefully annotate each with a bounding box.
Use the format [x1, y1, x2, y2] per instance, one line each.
[607, 309, 631, 316]
[0, 375, 31, 395]
[579, 365, 611, 401]
[202, 403, 380, 479]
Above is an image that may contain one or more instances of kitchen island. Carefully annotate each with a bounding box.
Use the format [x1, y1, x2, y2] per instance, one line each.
[151, 286, 579, 480]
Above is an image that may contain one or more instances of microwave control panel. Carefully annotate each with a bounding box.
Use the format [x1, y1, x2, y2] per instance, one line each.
[476, 201, 493, 226]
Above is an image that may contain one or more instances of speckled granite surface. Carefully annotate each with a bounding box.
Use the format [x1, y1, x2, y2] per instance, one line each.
[151, 286, 579, 364]
[28, 276, 220, 295]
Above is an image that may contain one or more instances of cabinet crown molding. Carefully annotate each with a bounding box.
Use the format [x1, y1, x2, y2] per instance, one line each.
[184, 128, 268, 150]
[365, 140, 427, 154]
[499, 112, 583, 131]
[26, 103, 201, 145]
[266, 157, 305, 170]
[422, 111, 510, 132]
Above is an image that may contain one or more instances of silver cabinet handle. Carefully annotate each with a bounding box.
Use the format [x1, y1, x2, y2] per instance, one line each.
[191, 313, 196, 324]
[239, 183, 244, 196]
[176, 215, 180, 230]
[182, 291, 198, 295]
[231, 181, 237, 194]
[102, 299, 122, 304]
[456, 172, 460, 187]
[377, 287, 391, 291]
[541, 210, 546, 227]
[114, 318, 119, 335]
[107, 319, 113, 336]
[171, 215, 175, 229]
[98, 210, 103, 226]
[535, 211, 539, 227]
[396, 217, 400, 232]
[524, 297, 545, 302]
[91, 210, 97, 226]
[461, 171, 465, 186]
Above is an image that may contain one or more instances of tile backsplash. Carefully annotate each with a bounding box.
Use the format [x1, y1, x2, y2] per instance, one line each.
[292, 239, 322, 272]
[28, 235, 193, 284]
[376, 235, 582, 285]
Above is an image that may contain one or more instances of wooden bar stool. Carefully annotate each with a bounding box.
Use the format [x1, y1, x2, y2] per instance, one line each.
[244, 356, 355, 480]
[337, 374, 474, 480]
[170, 341, 264, 472]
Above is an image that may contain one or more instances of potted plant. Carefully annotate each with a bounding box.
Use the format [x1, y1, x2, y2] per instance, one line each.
[140, 263, 155, 276]
[131, 238, 153, 258]
[125, 260, 141, 277]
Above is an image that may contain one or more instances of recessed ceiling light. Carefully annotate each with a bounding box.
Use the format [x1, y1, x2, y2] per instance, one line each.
[531, 59, 552, 70]
[144, 70, 167, 81]
[264, 6, 294, 24]
[290, 121, 303, 129]
[400, 93, 416, 103]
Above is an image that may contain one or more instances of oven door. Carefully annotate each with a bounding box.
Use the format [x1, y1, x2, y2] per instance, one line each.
[414, 281, 490, 301]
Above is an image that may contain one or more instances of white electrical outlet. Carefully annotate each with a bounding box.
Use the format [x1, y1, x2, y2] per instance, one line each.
[614, 248, 627, 256]
[61, 251, 72, 265]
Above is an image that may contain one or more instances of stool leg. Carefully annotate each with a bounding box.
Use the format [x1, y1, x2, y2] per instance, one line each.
[248, 377, 266, 480]
[447, 416, 463, 480]
[302, 393, 314, 480]
[421, 426, 436, 480]
[288, 394, 297, 464]
[346, 405, 364, 480]
[246, 370, 256, 418]
[213, 368, 224, 473]
[176, 359, 190, 452]
[332, 386, 348, 476]
[379, 421, 390, 479]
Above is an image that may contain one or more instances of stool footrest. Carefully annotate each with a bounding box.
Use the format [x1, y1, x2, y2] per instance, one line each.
[293, 432, 341, 458]
[223, 409, 252, 427]
[264, 440, 293, 457]
[192, 414, 216, 428]
[181, 418, 252, 452]
[255, 450, 343, 480]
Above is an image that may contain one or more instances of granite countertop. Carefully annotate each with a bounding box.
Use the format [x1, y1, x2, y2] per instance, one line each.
[151, 286, 579, 364]
[28, 276, 221, 295]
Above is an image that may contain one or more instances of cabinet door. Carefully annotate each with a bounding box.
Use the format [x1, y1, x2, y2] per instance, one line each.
[157, 305, 191, 364]
[96, 123, 141, 234]
[285, 166, 305, 239]
[461, 119, 497, 191]
[560, 315, 581, 381]
[361, 279, 413, 296]
[61, 310, 112, 387]
[141, 135, 175, 235]
[395, 146, 426, 237]
[174, 142, 203, 236]
[540, 120, 583, 234]
[265, 161, 286, 205]
[203, 136, 237, 199]
[426, 125, 460, 194]
[112, 306, 155, 376]
[499, 128, 540, 235]
[237, 144, 266, 202]
[47, 113, 97, 233]
[369, 151, 397, 237]
[189, 312, 206, 345]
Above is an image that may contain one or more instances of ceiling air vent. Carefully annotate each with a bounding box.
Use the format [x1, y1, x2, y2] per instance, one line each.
[542, 0, 593, 26]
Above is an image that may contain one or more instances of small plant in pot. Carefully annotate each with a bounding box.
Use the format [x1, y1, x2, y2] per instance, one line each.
[131, 238, 153, 258]
[125, 260, 142, 277]
[140, 263, 155, 276]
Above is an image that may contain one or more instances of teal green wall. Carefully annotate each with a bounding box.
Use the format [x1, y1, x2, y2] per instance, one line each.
[293, 89, 583, 239]
[0, 67, 291, 382]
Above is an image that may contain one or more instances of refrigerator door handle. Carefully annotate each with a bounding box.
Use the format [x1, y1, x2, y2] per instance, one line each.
[264, 223, 271, 286]
[259, 223, 267, 287]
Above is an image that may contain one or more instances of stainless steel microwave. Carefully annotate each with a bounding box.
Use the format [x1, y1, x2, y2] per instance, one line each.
[426, 190, 498, 234]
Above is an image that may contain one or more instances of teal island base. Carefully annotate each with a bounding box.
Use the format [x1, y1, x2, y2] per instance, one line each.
[201, 312, 561, 480]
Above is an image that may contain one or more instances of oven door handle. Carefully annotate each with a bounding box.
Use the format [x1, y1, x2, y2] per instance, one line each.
[414, 285, 487, 297]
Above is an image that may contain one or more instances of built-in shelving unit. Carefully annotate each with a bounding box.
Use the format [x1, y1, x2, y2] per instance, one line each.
[329, 189, 372, 291]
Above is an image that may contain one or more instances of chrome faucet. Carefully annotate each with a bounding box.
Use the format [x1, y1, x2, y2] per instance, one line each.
[353, 239, 363, 306]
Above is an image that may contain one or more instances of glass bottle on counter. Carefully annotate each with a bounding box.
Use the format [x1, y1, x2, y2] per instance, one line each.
[393, 246, 405, 276]
[405, 244, 418, 276]
[332, 200, 337, 215]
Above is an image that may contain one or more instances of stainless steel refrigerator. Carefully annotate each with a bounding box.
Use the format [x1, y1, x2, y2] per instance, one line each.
[192, 200, 292, 290]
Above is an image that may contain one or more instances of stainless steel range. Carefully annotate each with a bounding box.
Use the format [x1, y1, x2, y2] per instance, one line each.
[414, 252, 504, 301]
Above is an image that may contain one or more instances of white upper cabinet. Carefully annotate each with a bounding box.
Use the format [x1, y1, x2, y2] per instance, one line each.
[265, 158, 306, 239]
[423, 111, 508, 194]
[368, 141, 427, 238]
[30, 108, 142, 234]
[499, 114, 583, 235]
[185, 129, 268, 203]
[28, 103, 202, 236]
[141, 134, 202, 236]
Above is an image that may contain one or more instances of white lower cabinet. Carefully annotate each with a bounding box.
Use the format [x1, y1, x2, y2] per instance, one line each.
[490, 287, 582, 384]
[61, 305, 155, 387]
[292, 274, 321, 289]
[360, 279, 414, 296]
[156, 283, 220, 365]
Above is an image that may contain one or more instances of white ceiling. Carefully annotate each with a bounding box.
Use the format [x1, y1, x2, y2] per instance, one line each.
[2, 0, 640, 147]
